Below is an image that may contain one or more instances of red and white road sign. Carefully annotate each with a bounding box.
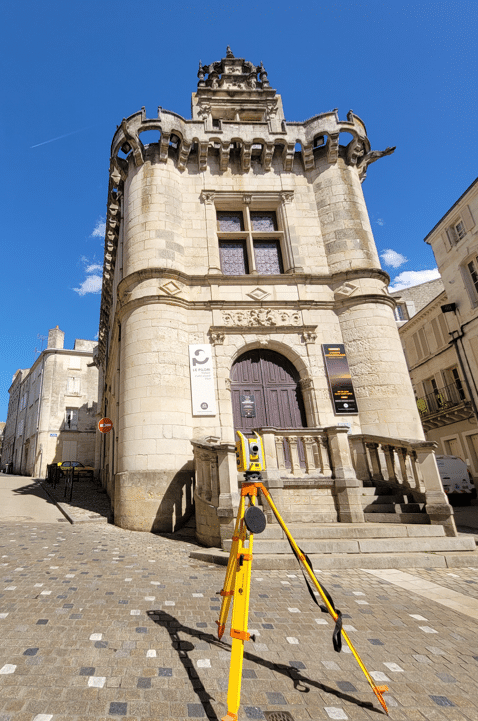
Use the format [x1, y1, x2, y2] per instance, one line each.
[98, 417, 113, 434]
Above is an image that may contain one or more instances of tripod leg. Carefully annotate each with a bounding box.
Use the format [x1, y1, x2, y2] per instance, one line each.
[257, 482, 389, 715]
[216, 494, 245, 639]
[222, 495, 256, 721]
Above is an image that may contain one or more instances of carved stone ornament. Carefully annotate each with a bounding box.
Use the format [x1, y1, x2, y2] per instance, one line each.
[299, 377, 314, 391]
[246, 287, 271, 301]
[209, 331, 225, 346]
[302, 331, 317, 344]
[161, 280, 182, 296]
[280, 191, 294, 204]
[200, 190, 216, 205]
[334, 282, 358, 299]
[222, 309, 301, 327]
[258, 335, 270, 346]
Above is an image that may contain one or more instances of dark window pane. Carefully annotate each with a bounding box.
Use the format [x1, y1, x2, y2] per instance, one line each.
[219, 242, 248, 275]
[250, 211, 277, 231]
[254, 241, 283, 274]
[217, 212, 244, 232]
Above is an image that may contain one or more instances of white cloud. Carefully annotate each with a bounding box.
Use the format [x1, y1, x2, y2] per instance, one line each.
[380, 248, 408, 268]
[91, 219, 106, 238]
[389, 268, 441, 292]
[376, 218, 384, 226]
[85, 263, 103, 273]
[73, 274, 103, 296]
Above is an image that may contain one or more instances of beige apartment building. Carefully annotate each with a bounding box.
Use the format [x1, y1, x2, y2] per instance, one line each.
[399, 178, 478, 486]
[2, 326, 98, 477]
[96, 50, 463, 553]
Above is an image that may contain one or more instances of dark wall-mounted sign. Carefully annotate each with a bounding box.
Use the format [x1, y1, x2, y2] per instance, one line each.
[240, 394, 256, 418]
[322, 344, 358, 415]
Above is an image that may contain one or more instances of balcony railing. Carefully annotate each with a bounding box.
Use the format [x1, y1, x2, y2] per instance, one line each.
[416, 381, 467, 418]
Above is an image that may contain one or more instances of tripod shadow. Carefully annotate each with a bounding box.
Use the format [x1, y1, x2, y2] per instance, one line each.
[147, 610, 383, 719]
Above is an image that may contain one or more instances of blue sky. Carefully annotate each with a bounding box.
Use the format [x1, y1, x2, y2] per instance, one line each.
[1, 0, 477, 421]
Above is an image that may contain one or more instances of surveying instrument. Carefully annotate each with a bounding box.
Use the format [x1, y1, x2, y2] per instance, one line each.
[215, 431, 389, 721]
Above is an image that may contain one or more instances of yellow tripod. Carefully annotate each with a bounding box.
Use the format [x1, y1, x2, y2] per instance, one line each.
[216, 473, 389, 721]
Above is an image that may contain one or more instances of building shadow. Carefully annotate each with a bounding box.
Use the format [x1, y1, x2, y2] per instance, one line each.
[152, 464, 195, 534]
[147, 610, 383, 720]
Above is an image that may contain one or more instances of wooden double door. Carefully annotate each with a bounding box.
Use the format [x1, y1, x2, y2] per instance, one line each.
[231, 349, 307, 436]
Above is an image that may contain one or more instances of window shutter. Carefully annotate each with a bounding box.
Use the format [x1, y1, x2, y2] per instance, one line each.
[446, 227, 456, 247]
[462, 205, 475, 232]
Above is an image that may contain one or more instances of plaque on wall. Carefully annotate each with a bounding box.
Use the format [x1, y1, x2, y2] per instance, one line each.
[240, 394, 256, 418]
[189, 344, 217, 416]
[322, 344, 358, 414]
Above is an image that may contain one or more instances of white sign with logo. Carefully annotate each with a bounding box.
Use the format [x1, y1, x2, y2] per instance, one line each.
[188, 344, 217, 416]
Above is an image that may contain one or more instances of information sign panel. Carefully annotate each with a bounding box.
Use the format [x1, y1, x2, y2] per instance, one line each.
[322, 344, 358, 414]
[189, 344, 217, 416]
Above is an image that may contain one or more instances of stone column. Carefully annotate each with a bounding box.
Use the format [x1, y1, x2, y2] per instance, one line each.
[413, 441, 457, 537]
[326, 426, 364, 523]
[382, 445, 397, 482]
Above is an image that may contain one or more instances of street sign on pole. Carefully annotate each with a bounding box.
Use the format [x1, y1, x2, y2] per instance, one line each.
[98, 417, 113, 434]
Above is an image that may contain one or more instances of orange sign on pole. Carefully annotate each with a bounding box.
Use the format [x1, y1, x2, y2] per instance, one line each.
[98, 418, 113, 434]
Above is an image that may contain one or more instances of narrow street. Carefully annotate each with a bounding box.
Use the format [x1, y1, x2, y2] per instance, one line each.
[1, 477, 478, 720]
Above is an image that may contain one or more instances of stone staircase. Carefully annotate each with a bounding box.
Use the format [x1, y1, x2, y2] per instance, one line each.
[190, 520, 478, 570]
[361, 485, 429, 524]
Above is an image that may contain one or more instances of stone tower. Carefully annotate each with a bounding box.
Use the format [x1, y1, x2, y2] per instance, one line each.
[97, 49, 426, 534]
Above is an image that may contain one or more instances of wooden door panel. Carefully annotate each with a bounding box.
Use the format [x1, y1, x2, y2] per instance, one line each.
[231, 386, 267, 433]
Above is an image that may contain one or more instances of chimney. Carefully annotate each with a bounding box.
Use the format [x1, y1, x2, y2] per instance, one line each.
[47, 326, 65, 349]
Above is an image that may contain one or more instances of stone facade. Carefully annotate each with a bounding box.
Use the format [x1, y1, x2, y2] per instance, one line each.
[96, 50, 427, 536]
[1, 327, 99, 477]
[390, 277, 445, 325]
[398, 178, 478, 487]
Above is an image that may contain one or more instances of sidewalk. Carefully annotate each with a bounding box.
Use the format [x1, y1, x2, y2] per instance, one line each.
[39, 475, 112, 524]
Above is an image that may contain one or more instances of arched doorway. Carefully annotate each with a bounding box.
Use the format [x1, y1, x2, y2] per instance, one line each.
[230, 349, 307, 435]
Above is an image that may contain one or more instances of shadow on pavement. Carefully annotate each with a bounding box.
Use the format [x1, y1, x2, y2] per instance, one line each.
[38, 477, 112, 519]
[147, 610, 383, 720]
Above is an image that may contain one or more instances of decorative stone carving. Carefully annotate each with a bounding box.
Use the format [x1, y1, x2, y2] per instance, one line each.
[198, 142, 209, 172]
[177, 140, 192, 171]
[334, 282, 359, 299]
[242, 193, 252, 205]
[280, 191, 294, 204]
[301, 331, 317, 344]
[221, 309, 301, 327]
[209, 331, 225, 345]
[219, 141, 230, 172]
[200, 190, 215, 205]
[197, 103, 211, 120]
[246, 287, 271, 301]
[299, 377, 314, 391]
[241, 145, 252, 172]
[258, 335, 270, 346]
[161, 280, 182, 296]
[159, 131, 170, 163]
[301, 144, 314, 171]
[282, 144, 295, 172]
[262, 143, 274, 171]
[327, 132, 340, 164]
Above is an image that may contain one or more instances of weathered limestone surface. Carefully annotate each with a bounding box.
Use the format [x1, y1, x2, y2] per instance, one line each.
[95, 50, 431, 537]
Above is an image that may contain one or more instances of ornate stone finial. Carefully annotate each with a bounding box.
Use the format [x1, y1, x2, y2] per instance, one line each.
[259, 61, 270, 88]
[197, 61, 206, 87]
[226, 45, 234, 58]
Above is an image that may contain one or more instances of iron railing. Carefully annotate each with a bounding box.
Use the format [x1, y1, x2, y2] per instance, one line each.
[416, 381, 467, 417]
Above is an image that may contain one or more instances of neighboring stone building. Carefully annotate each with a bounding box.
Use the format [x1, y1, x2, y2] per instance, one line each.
[96, 50, 457, 547]
[0, 422, 6, 465]
[390, 277, 445, 325]
[2, 327, 98, 477]
[398, 178, 478, 486]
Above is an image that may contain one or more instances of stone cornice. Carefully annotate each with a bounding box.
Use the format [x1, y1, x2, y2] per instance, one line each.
[397, 290, 448, 336]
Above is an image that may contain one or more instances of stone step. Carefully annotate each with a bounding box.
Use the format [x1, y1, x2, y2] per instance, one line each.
[190, 548, 478, 570]
[364, 512, 430, 524]
[258, 522, 445, 540]
[222, 535, 475, 555]
[363, 502, 423, 513]
[360, 494, 408, 505]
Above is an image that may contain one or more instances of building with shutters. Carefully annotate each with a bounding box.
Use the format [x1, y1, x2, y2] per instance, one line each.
[96, 49, 455, 544]
[398, 178, 478, 489]
[2, 327, 98, 477]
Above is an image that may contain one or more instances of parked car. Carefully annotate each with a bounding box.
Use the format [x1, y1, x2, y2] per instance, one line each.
[57, 461, 95, 480]
[436, 455, 477, 505]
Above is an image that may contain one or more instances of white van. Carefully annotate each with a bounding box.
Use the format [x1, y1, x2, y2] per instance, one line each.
[436, 455, 477, 505]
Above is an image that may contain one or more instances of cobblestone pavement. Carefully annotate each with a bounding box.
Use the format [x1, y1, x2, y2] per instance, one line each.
[1, 517, 478, 721]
